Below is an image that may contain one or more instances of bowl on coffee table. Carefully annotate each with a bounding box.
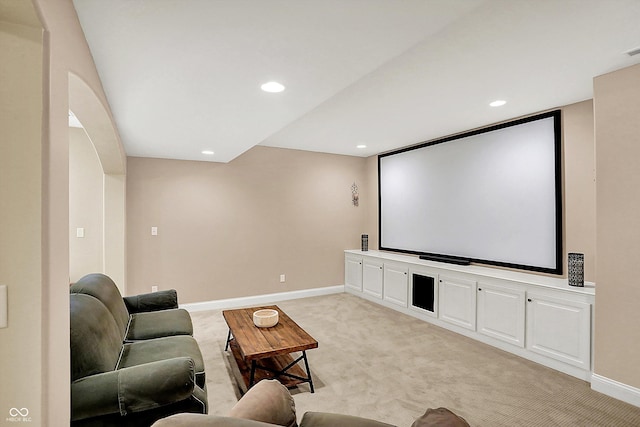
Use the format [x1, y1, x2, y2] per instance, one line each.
[253, 309, 279, 328]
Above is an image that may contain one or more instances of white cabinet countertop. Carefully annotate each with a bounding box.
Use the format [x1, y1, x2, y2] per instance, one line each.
[345, 249, 595, 296]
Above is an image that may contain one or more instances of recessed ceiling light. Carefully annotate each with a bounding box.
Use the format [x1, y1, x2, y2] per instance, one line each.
[261, 81, 285, 93]
[201, 150, 215, 155]
[356, 144, 367, 149]
[489, 100, 507, 107]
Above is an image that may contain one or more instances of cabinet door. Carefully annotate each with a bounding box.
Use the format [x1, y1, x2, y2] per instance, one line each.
[344, 255, 363, 292]
[362, 259, 383, 299]
[526, 293, 591, 369]
[477, 282, 525, 347]
[438, 276, 477, 331]
[383, 263, 408, 307]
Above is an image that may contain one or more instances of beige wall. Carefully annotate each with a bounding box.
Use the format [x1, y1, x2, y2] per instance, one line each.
[594, 63, 640, 389]
[0, 1, 126, 425]
[363, 155, 379, 250]
[563, 100, 596, 282]
[127, 147, 367, 303]
[103, 172, 127, 292]
[0, 12, 43, 424]
[69, 127, 104, 282]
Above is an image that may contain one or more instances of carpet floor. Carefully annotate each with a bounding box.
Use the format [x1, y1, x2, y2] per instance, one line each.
[190, 292, 640, 426]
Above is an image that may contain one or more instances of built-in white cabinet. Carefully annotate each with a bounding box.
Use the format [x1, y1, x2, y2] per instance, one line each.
[344, 254, 363, 292]
[438, 275, 477, 331]
[344, 250, 595, 381]
[477, 282, 526, 348]
[362, 258, 383, 299]
[383, 262, 408, 307]
[526, 292, 591, 370]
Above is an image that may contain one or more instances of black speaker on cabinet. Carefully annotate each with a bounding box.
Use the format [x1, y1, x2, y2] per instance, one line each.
[568, 252, 584, 287]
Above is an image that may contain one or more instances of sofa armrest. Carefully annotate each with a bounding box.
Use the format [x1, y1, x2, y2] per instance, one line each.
[124, 289, 179, 313]
[300, 412, 396, 427]
[229, 379, 297, 427]
[72, 357, 196, 421]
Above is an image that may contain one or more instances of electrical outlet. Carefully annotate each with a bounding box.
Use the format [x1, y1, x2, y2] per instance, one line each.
[279, 274, 286, 283]
[151, 285, 158, 292]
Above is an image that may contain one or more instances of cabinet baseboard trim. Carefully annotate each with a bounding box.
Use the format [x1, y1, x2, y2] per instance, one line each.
[180, 285, 345, 312]
[591, 373, 640, 408]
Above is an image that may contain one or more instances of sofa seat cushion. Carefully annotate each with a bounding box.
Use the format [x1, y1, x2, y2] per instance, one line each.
[127, 309, 194, 341]
[118, 336, 206, 388]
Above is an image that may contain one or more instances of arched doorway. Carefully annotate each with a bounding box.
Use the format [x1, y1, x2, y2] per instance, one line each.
[68, 73, 126, 292]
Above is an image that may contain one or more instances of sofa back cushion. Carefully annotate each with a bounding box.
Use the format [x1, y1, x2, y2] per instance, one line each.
[71, 273, 130, 337]
[70, 293, 123, 381]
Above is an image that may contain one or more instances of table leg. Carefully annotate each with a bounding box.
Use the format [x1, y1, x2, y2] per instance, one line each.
[302, 351, 314, 393]
[249, 360, 257, 387]
[225, 329, 232, 351]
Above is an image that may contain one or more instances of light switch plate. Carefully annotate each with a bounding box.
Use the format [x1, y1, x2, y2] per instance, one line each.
[0, 285, 7, 328]
[76, 227, 84, 238]
[151, 226, 158, 236]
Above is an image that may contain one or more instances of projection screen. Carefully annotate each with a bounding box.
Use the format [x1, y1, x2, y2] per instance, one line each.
[378, 110, 562, 274]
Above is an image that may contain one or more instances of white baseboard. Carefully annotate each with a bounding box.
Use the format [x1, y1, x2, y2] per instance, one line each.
[591, 373, 640, 408]
[180, 285, 345, 312]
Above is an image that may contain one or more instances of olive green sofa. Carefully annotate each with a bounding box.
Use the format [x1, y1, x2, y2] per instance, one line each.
[152, 380, 470, 427]
[70, 274, 208, 426]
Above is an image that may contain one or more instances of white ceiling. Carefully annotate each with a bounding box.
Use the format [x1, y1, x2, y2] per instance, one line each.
[73, 0, 640, 163]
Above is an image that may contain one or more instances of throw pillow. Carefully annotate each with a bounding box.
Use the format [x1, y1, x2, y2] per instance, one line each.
[229, 380, 298, 427]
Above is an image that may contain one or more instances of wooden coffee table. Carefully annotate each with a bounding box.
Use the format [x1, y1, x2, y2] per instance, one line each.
[223, 305, 318, 393]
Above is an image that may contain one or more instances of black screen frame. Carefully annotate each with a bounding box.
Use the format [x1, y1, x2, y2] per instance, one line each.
[378, 110, 563, 275]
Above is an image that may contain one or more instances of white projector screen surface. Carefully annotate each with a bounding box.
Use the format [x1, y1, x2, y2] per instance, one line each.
[379, 111, 561, 274]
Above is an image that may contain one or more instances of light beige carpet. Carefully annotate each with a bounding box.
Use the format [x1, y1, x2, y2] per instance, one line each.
[190, 292, 640, 426]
